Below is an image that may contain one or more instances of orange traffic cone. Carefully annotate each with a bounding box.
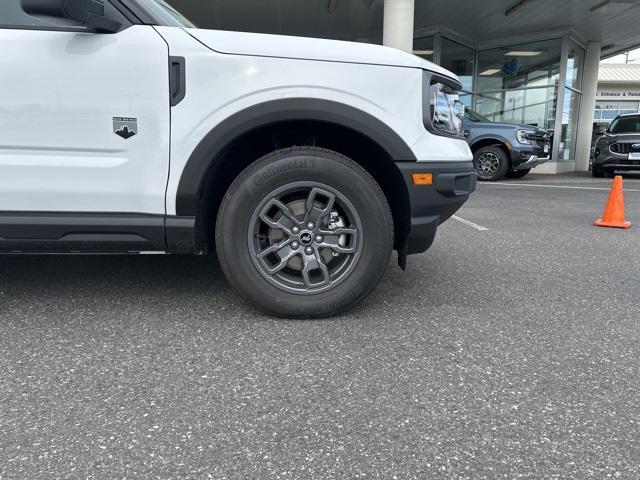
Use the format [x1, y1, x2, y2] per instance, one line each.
[594, 176, 631, 229]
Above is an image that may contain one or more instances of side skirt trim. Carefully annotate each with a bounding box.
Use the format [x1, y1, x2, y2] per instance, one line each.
[0, 212, 169, 254]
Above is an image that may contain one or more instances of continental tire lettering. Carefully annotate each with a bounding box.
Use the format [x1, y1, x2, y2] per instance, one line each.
[253, 159, 318, 186]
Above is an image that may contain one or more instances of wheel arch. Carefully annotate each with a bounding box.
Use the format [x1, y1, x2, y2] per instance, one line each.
[176, 98, 415, 253]
[176, 98, 416, 216]
[470, 135, 512, 155]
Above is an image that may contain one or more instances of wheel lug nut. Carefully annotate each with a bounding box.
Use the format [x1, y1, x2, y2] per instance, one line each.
[307, 222, 315, 229]
[292, 242, 299, 249]
[305, 247, 314, 255]
[292, 226, 300, 234]
[315, 235, 323, 243]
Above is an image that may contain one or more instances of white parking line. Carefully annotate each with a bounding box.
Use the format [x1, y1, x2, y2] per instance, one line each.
[484, 182, 640, 193]
[452, 215, 489, 231]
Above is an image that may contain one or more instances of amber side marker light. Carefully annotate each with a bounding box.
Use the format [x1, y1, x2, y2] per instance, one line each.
[412, 173, 433, 185]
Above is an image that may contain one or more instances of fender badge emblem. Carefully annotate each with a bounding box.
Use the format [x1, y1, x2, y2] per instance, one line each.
[113, 117, 137, 139]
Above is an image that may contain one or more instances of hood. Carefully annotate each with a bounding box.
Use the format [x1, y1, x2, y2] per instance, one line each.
[185, 28, 457, 78]
[601, 132, 640, 140]
[469, 120, 548, 134]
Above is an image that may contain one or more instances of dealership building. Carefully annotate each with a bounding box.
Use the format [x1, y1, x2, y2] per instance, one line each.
[169, 0, 640, 174]
[595, 63, 640, 126]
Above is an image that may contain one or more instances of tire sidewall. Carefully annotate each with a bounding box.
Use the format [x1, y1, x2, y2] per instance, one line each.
[216, 148, 393, 318]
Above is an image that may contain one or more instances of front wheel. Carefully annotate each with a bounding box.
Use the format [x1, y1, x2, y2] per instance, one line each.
[473, 145, 510, 181]
[215, 147, 394, 318]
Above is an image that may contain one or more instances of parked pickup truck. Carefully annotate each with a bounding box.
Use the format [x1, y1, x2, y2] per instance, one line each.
[0, 0, 476, 318]
[463, 109, 551, 181]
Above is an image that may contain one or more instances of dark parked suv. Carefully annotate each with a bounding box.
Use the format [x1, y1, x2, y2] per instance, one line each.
[463, 109, 551, 181]
[592, 113, 640, 177]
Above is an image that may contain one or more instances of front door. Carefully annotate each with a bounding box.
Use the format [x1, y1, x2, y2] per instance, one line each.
[0, 2, 170, 216]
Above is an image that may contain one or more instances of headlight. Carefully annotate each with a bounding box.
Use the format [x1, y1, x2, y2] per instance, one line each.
[423, 73, 464, 137]
[517, 130, 532, 145]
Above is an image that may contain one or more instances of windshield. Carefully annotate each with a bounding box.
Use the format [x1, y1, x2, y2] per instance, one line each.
[464, 109, 491, 123]
[135, 0, 195, 27]
[609, 115, 640, 134]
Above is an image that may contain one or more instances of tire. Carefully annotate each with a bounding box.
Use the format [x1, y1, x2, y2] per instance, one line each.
[215, 146, 394, 318]
[473, 145, 510, 181]
[592, 166, 604, 178]
[506, 168, 531, 179]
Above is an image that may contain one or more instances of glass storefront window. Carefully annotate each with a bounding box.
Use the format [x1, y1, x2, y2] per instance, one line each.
[440, 38, 475, 107]
[475, 86, 558, 128]
[477, 39, 561, 92]
[419, 35, 585, 163]
[558, 88, 580, 161]
[476, 39, 562, 131]
[414, 36, 435, 62]
[594, 100, 640, 121]
[558, 41, 584, 161]
[566, 41, 584, 90]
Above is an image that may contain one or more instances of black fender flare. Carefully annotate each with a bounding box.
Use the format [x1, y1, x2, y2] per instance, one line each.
[175, 98, 417, 216]
[470, 134, 512, 152]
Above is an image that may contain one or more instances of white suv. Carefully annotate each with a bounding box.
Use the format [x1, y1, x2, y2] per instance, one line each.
[0, 0, 475, 317]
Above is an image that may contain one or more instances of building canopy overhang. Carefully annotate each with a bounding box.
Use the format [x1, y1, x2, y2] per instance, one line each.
[172, 0, 640, 59]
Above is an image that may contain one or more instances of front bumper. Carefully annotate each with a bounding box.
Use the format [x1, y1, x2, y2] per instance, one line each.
[514, 155, 550, 170]
[395, 161, 476, 256]
[510, 144, 551, 170]
[594, 153, 640, 171]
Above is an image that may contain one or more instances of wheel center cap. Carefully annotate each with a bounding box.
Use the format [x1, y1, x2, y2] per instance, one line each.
[299, 231, 313, 245]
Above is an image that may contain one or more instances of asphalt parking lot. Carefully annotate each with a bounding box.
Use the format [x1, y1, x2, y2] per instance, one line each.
[1, 173, 640, 479]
